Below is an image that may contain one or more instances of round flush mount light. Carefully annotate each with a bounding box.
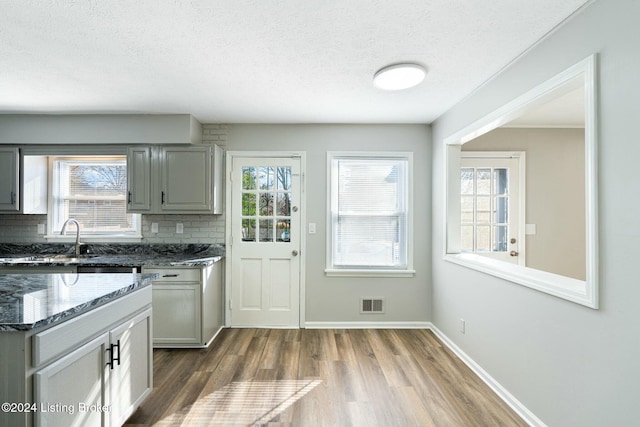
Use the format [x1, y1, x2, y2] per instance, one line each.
[373, 63, 426, 91]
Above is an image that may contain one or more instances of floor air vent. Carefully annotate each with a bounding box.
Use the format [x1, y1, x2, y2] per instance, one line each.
[361, 298, 384, 313]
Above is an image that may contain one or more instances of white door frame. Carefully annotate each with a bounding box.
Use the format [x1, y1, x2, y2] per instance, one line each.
[225, 151, 307, 328]
[460, 151, 526, 265]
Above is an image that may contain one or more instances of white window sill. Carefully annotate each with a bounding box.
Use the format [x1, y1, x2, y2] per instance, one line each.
[325, 268, 416, 278]
[443, 253, 597, 308]
[45, 235, 143, 243]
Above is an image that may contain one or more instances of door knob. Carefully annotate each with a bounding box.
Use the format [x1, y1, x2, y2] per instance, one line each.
[509, 250, 519, 257]
[292, 250, 299, 257]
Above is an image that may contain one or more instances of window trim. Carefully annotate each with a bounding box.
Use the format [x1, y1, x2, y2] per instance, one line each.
[45, 155, 142, 242]
[325, 151, 415, 278]
[443, 55, 598, 308]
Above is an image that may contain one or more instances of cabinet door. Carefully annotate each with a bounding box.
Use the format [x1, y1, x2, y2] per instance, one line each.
[160, 146, 212, 211]
[109, 307, 152, 427]
[34, 333, 110, 427]
[152, 283, 202, 345]
[126, 146, 152, 212]
[0, 147, 19, 211]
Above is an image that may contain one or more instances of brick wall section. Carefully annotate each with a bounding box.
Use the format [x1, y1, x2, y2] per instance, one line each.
[0, 124, 228, 244]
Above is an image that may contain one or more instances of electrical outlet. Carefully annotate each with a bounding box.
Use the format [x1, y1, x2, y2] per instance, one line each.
[460, 318, 466, 334]
[151, 223, 159, 233]
[37, 224, 46, 235]
[176, 223, 184, 234]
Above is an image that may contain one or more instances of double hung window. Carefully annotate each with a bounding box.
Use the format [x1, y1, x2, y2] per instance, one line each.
[48, 156, 140, 238]
[327, 152, 414, 277]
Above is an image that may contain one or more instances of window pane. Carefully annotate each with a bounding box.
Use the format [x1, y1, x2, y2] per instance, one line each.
[476, 225, 491, 252]
[476, 169, 491, 195]
[242, 219, 256, 241]
[277, 167, 291, 190]
[461, 196, 474, 223]
[276, 193, 291, 216]
[476, 196, 491, 223]
[259, 192, 273, 216]
[494, 168, 508, 195]
[335, 216, 402, 267]
[461, 168, 474, 195]
[493, 225, 508, 252]
[242, 167, 256, 190]
[259, 219, 273, 242]
[495, 196, 508, 224]
[242, 193, 256, 216]
[51, 157, 137, 235]
[461, 225, 474, 252]
[331, 156, 409, 269]
[258, 167, 274, 190]
[277, 219, 291, 242]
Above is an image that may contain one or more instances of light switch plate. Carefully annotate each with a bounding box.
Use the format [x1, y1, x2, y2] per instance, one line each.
[176, 223, 184, 234]
[525, 224, 537, 235]
[151, 223, 159, 233]
[308, 223, 317, 234]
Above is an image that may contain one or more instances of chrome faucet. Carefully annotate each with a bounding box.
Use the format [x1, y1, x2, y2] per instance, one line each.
[60, 218, 85, 256]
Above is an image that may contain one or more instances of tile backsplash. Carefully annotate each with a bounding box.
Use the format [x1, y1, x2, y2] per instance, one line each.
[0, 213, 225, 244]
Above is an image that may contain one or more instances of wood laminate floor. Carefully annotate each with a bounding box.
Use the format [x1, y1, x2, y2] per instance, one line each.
[124, 328, 527, 427]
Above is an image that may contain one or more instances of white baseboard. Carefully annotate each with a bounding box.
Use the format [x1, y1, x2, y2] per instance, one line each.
[428, 325, 546, 427]
[303, 321, 432, 329]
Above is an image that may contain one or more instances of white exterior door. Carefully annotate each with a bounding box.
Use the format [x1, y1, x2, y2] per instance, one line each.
[460, 152, 525, 265]
[230, 156, 301, 327]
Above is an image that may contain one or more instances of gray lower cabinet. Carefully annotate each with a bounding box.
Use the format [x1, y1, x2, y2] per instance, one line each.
[144, 261, 223, 348]
[0, 286, 152, 427]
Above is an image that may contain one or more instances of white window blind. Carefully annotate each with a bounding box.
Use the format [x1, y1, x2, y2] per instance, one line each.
[50, 156, 139, 235]
[329, 154, 411, 271]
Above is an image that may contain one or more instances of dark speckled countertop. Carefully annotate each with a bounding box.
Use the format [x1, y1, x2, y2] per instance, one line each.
[0, 272, 157, 331]
[0, 243, 225, 268]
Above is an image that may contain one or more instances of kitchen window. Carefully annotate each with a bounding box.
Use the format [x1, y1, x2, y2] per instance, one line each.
[48, 156, 141, 239]
[326, 152, 414, 277]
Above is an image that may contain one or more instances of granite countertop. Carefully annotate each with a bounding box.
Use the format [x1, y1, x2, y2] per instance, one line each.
[0, 243, 225, 268]
[0, 272, 157, 332]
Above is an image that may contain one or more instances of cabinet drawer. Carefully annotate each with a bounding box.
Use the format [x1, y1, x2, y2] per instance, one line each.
[33, 286, 152, 367]
[143, 267, 200, 282]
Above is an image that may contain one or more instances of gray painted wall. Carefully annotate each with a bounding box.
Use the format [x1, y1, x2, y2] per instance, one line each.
[226, 124, 432, 323]
[432, 0, 639, 425]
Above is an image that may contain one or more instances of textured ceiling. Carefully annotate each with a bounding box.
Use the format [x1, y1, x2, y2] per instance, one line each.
[0, 0, 590, 124]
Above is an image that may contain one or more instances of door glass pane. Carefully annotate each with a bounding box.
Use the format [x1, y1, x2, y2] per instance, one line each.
[461, 196, 474, 222]
[277, 219, 291, 242]
[493, 225, 508, 252]
[242, 193, 256, 216]
[242, 167, 256, 190]
[276, 193, 291, 216]
[494, 168, 508, 195]
[242, 219, 256, 241]
[259, 192, 274, 216]
[476, 196, 491, 223]
[476, 169, 491, 195]
[258, 167, 274, 190]
[476, 225, 491, 252]
[461, 168, 474, 195]
[461, 225, 474, 252]
[277, 167, 291, 190]
[259, 219, 273, 242]
[495, 197, 508, 224]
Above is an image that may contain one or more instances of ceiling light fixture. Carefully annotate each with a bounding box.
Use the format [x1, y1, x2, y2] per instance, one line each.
[373, 63, 426, 91]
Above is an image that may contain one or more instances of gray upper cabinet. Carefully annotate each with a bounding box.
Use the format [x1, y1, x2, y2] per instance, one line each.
[0, 149, 48, 214]
[127, 146, 153, 212]
[0, 147, 19, 211]
[127, 144, 222, 214]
